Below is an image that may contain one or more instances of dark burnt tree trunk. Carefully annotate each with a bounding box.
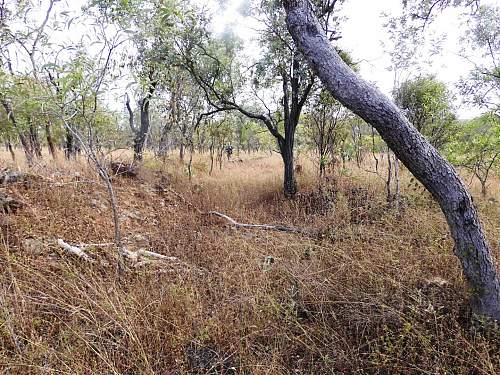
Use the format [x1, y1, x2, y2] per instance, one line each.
[29, 123, 42, 158]
[134, 96, 150, 162]
[126, 73, 157, 162]
[283, 0, 500, 321]
[65, 130, 76, 159]
[45, 121, 57, 159]
[279, 52, 314, 198]
[1, 98, 34, 163]
[6, 139, 15, 161]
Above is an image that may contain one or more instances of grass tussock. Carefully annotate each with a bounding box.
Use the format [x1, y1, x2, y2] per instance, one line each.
[0, 150, 499, 374]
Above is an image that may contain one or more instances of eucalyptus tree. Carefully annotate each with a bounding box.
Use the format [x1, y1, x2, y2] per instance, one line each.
[90, 0, 184, 161]
[447, 112, 499, 197]
[305, 88, 349, 177]
[0, 0, 60, 162]
[283, 0, 500, 321]
[178, 0, 343, 198]
[394, 75, 456, 150]
[459, 4, 499, 111]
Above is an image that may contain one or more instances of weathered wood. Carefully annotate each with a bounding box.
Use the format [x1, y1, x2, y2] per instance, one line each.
[283, 0, 500, 321]
[57, 239, 200, 272]
[209, 211, 314, 236]
[57, 239, 93, 262]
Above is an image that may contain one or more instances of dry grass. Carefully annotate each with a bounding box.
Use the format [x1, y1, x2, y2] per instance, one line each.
[0, 149, 499, 374]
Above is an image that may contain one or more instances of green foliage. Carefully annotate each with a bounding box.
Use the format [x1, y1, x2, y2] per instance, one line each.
[394, 75, 456, 149]
[446, 112, 499, 195]
[459, 4, 499, 110]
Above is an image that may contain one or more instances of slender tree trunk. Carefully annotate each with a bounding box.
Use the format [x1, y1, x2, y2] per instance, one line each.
[209, 139, 215, 175]
[29, 124, 42, 158]
[45, 121, 57, 159]
[188, 142, 194, 181]
[372, 126, 379, 173]
[6, 140, 15, 161]
[281, 137, 297, 199]
[65, 130, 75, 159]
[1, 98, 34, 163]
[284, 0, 500, 321]
[394, 156, 400, 211]
[179, 142, 185, 162]
[386, 148, 393, 205]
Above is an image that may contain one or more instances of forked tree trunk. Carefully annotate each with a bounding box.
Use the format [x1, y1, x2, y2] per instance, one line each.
[133, 97, 150, 162]
[132, 77, 157, 162]
[283, 0, 500, 321]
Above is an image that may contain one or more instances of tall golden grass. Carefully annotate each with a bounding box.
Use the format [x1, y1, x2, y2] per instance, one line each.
[0, 149, 498, 374]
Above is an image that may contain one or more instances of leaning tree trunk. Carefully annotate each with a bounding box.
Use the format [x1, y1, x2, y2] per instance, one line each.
[1, 98, 34, 163]
[283, 0, 500, 321]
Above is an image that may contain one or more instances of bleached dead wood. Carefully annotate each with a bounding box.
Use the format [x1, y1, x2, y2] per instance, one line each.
[78, 242, 115, 248]
[57, 239, 93, 262]
[120, 247, 183, 263]
[57, 239, 202, 272]
[208, 211, 315, 236]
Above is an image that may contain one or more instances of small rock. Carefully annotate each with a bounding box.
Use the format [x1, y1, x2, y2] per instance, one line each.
[120, 210, 144, 221]
[264, 255, 275, 265]
[0, 169, 29, 185]
[90, 198, 108, 210]
[0, 192, 22, 213]
[23, 238, 45, 254]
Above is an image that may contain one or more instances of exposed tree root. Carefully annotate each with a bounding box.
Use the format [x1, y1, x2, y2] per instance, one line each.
[208, 211, 316, 237]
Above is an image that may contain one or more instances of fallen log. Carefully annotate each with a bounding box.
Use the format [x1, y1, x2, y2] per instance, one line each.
[208, 211, 315, 236]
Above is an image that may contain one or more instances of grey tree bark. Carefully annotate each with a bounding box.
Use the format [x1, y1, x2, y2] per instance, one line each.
[127, 75, 157, 162]
[283, 0, 500, 321]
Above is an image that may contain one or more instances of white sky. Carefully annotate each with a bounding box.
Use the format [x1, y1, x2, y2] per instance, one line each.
[211, 0, 495, 119]
[9, 0, 495, 119]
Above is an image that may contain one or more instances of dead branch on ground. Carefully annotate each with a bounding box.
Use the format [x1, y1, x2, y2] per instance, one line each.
[208, 211, 316, 237]
[57, 239, 203, 273]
